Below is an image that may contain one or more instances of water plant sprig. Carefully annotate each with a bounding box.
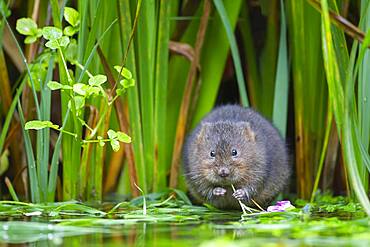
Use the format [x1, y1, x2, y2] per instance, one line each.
[231, 184, 260, 215]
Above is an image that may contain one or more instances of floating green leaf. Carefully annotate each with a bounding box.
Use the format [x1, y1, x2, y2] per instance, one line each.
[64, 7, 80, 27]
[25, 120, 59, 130]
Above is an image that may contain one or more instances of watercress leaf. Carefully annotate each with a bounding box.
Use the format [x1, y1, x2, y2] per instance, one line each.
[63, 26, 78, 36]
[47, 81, 63, 90]
[69, 96, 85, 110]
[116, 131, 131, 143]
[45, 40, 59, 49]
[28, 72, 41, 91]
[110, 139, 120, 152]
[36, 29, 43, 38]
[119, 79, 126, 87]
[28, 63, 46, 91]
[64, 7, 80, 27]
[47, 81, 72, 90]
[42, 26, 63, 41]
[73, 83, 88, 96]
[89, 86, 101, 95]
[97, 136, 105, 147]
[24, 36, 37, 44]
[25, 120, 59, 130]
[116, 88, 125, 96]
[65, 39, 78, 63]
[122, 78, 135, 88]
[107, 129, 117, 140]
[114, 65, 132, 79]
[16, 18, 38, 36]
[89, 74, 107, 86]
[59, 36, 70, 47]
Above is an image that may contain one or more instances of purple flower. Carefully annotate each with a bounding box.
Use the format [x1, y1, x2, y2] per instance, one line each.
[267, 200, 295, 212]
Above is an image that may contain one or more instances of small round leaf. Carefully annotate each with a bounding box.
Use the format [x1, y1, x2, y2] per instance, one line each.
[107, 129, 117, 140]
[114, 65, 132, 79]
[45, 40, 59, 49]
[64, 7, 80, 27]
[116, 131, 131, 143]
[110, 139, 120, 152]
[16, 18, 38, 36]
[25, 120, 59, 130]
[63, 26, 78, 36]
[73, 83, 88, 96]
[24, 36, 37, 44]
[89, 75, 107, 86]
[47, 81, 63, 90]
[59, 36, 70, 47]
[122, 78, 135, 89]
[42, 26, 63, 41]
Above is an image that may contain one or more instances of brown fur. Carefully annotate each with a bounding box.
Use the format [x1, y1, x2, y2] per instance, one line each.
[182, 105, 291, 209]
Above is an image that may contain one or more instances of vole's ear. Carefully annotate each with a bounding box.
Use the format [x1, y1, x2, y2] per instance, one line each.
[197, 122, 211, 143]
[238, 122, 256, 141]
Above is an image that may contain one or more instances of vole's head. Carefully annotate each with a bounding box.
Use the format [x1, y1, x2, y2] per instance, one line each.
[193, 121, 266, 187]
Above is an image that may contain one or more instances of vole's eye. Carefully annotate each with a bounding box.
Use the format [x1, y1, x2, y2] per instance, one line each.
[231, 149, 238, 157]
[210, 150, 216, 158]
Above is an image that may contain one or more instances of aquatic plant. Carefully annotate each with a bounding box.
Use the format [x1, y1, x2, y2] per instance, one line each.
[0, 0, 369, 218]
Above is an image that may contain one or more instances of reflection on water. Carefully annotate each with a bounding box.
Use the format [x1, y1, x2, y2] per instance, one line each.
[1, 219, 370, 247]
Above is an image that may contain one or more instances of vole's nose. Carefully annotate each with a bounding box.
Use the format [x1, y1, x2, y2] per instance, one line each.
[218, 167, 230, 177]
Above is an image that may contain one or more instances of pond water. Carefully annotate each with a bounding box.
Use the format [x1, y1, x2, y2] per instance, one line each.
[1, 215, 369, 246]
[0, 194, 369, 246]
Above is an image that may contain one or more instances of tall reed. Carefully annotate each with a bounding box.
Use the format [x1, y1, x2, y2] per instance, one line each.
[0, 1, 369, 217]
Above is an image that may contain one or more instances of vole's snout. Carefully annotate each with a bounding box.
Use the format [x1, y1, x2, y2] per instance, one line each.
[218, 167, 230, 178]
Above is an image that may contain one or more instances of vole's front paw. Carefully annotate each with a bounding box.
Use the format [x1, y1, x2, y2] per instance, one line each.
[233, 188, 250, 201]
[213, 187, 227, 196]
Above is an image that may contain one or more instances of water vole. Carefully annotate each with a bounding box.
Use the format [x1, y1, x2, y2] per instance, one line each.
[182, 105, 291, 209]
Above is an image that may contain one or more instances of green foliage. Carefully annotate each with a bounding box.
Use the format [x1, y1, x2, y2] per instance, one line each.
[16, 18, 42, 43]
[2, 0, 370, 220]
[88, 75, 107, 86]
[213, 0, 248, 107]
[11, 3, 134, 203]
[0, 194, 368, 245]
[63, 7, 80, 36]
[107, 129, 131, 152]
[64, 7, 79, 27]
[25, 120, 59, 130]
[47, 81, 72, 90]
